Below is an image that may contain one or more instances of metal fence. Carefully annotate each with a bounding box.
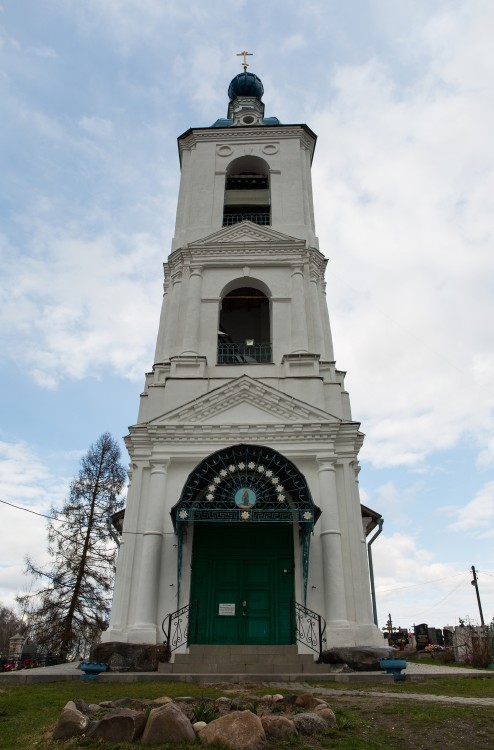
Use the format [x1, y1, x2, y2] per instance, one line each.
[218, 342, 272, 364]
[223, 212, 270, 226]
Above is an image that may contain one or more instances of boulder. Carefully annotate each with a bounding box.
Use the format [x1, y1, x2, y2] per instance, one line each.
[52, 701, 89, 739]
[321, 646, 396, 671]
[292, 712, 328, 735]
[215, 697, 233, 714]
[86, 708, 146, 742]
[147, 696, 174, 706]
[313, 707, 337, 727]
[92, 641, 166, 672]
[111, 697, 145, 709]
[199, 710, 266, 750]
[294, 692, 327, 710]
[261, 715, 298, 740]
[142, 702, 196, 744]
[193, 721, 207, 732]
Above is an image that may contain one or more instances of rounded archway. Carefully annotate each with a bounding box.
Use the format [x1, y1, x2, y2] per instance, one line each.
[218, 283, 271, 364]
[173, 443, 319, 528]
[223, 156, 271, 227]
[172, 445, 320, 635]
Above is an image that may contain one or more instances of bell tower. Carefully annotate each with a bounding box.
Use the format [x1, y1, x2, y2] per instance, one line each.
[104, 63, 383, 655]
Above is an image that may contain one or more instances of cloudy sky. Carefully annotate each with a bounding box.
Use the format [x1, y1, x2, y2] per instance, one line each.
[1, 0, 493, 632]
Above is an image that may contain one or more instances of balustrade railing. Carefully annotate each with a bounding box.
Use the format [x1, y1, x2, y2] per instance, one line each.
[291, 600, 326, 662]
[223, 212, 270, 226]
[161, 600, 199, 657]
[218, 342, 272, 364]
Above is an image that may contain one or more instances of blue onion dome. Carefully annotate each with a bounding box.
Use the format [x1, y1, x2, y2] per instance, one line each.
[228, 72, 264, 101]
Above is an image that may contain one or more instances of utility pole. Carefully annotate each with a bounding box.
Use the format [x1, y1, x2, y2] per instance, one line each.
[471, 565, 485, 626]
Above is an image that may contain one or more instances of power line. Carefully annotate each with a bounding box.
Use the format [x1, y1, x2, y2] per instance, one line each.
[0, 498, 167, 538]
[376, 571, 466, 593]
[0, 497, 60, 521]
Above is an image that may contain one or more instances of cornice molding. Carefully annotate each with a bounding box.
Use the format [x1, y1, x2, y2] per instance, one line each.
[179, 126, 316, 157]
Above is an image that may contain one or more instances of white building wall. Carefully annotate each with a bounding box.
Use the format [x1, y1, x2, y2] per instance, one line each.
[104, 82, 383, 651]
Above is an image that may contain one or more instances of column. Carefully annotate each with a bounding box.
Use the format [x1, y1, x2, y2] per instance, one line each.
[165, 271, 182, 356]
[181, 265, 203, 355]
[310, 273, 325, 356]
[103, 462, 142, 641]
[318, 457, 348, 625]
[319, 281, 335, 361]
[153, 270, 170, 363]
[132, 460, 168, 641]
[343, 458, 375, 625]
[290, 264, 309, 352]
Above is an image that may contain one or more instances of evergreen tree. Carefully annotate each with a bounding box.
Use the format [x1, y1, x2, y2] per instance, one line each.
[17, 432, 126, 660]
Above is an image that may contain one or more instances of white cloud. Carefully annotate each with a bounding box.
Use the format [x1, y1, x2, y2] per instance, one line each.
[0, 230, 163, 387]
[27, 46, 58, 59]
[446, 481, 494, 533]
[79, 116, 114, 138]
[0, 439, 67, 607]
[311, 6, 494, 468]
[373, 532, 492, 628]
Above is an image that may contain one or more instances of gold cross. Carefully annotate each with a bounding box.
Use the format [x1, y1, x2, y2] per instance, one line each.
[237, 50, 253, 71]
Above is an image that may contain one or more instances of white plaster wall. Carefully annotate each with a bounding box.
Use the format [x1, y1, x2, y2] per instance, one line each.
[104, 104, 383, 651]
[105, 437, 382, 648]
[172, 126, 318, 252]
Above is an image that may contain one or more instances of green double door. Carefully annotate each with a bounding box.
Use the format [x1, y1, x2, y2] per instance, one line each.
[189, 524, 294, 645]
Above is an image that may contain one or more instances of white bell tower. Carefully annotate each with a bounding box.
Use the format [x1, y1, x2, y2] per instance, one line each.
[104, 63, 383, 655]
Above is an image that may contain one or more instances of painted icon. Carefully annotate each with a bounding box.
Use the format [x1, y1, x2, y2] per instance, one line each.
[234, 487, 257, 508]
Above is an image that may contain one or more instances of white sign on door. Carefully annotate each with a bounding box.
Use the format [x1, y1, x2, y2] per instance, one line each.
[218, 603, 236, 616]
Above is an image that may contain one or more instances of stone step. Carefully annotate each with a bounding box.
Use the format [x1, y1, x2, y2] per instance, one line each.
[186, 645, 301, 656]
[172, 653, 316, 667]
[158, 645, 327, 674]
[158, 660, 332, 674]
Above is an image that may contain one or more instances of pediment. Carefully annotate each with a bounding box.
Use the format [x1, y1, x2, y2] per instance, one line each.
[190, 222, 303, 247]
[148, 375, 340, 427]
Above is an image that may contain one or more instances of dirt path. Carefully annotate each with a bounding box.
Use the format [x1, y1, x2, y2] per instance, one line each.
[268, 680, 494, 706]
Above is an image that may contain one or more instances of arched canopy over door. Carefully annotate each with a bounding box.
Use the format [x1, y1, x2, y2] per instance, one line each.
[172, 444, 321, 604]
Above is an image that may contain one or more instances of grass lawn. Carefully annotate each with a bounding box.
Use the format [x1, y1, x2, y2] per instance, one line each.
[0, 679, 493, 750]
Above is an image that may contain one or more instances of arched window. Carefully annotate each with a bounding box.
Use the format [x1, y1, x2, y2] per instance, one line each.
[218, 286, 271, 363]
[223, 156, 270, 227]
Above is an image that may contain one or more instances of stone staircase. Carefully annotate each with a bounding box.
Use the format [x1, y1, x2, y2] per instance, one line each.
[158, 645, 332, 677]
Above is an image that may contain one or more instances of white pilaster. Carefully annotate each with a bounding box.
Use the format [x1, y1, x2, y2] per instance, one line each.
[320, 281, 335, 361]
[165, 271, 182, 357]
[130, 460, 168, 643]
[290, 264, 309, 352]
[318, 456, 348, 625]
[310, 274, 325, 356]
[153, 269, 170, 363]
[181, 265, 203, 355]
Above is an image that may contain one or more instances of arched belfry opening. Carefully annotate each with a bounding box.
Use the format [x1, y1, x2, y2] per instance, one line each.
[223, 155, 270, 226]
[218, 281, 271, 363]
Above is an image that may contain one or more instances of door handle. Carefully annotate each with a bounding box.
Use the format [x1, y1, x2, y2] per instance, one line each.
[242, 600, 247, 616]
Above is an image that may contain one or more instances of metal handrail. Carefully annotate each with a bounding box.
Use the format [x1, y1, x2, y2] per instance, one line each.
[223, 212, 270, 226]
[161, 600, 199, 657]
[291, 600, 327, 662]
[218, 342, 272, 364]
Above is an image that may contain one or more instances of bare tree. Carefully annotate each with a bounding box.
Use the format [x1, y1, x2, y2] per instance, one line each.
[17, 433, 126, 660]
[0, 604, 26, 655]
